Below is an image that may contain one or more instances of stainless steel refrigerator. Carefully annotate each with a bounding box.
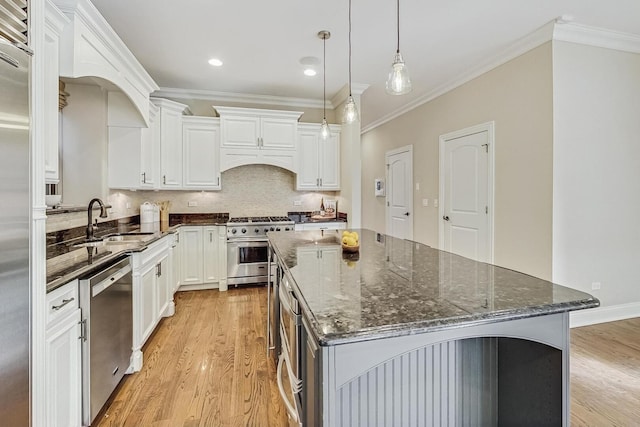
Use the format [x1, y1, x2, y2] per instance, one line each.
[0, 36, 31, 426]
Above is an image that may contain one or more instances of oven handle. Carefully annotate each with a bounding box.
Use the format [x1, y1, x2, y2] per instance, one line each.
[226, 238, 269, 245]
[277, 354, 301, 425]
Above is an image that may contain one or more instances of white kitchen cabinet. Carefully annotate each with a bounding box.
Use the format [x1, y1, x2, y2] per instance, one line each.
[45, 279, 81, 427]
[179, 225, 227, 291]
[108, 95, 159, 190]
[216, 106, 303, 173]
[296, 123, 341, 190]
[43, 1, 69, 184]
[182, 116, 221, 190]
[151, 98, 190, 189]
[131, 235, 175, 371]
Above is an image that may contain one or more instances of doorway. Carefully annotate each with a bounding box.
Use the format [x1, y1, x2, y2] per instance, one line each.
[439, 122, 494, 263]
[385, 145, 413, 240]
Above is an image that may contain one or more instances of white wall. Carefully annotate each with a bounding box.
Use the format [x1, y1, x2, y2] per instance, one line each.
[552, 42, 640, 315]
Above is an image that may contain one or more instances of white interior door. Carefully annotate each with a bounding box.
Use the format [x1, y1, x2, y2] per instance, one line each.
[386, 146, 413, 240]
[440, 123, 494, 262]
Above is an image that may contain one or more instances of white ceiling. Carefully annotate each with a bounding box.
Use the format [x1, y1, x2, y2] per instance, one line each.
[91, 0, 640, 130]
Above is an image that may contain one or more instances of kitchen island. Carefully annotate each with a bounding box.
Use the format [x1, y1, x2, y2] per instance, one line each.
[268, 229, 599, 427]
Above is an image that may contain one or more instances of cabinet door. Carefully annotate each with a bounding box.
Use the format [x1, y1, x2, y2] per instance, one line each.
[173, 231, 182, 291]
[319, 131, 340, 190]
[156, 254, 170, 318]
[140, 262, 158, 344]
[159, 108, 183, 188]
[108, 127, 143, 189]
[140, 106, 159, 188]
[183, 118, 221, 189]
[45, 309, 82, 427]
[296, 130, 320, 190]
[203, 226, 221, 283]
[44, 30, 61, 184]
[221, 116, 260, 148]
[181, 227, 204, 285]
[261, 118, 297, 149]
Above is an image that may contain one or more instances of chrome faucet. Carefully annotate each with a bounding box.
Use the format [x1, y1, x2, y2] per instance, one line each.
[86, 198, 108, 240]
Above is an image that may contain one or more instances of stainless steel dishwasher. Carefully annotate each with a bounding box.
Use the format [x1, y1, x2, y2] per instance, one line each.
[79, 255, 133, 426]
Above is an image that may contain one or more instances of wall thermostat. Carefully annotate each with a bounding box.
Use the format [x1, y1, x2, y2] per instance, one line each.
[374, 178, 385, 197]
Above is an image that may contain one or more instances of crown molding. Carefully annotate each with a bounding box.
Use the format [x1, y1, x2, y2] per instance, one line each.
[362, 21, 640, 134]
[553, 22, 640, 54]
[361, 21, 556, 133]
[154, 87, 328, 109]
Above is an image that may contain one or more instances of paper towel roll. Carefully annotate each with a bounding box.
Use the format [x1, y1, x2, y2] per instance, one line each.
[140, 202, 156, 223]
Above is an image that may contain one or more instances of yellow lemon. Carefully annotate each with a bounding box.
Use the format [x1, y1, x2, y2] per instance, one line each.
[342, 230, 350, 237]
[342, 236, 349, 245]
[351, 231, 359, 242]
[344, 237, 357, 246]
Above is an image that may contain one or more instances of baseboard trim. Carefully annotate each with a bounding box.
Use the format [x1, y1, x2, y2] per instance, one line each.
[178, 283, 220, 292]
[570, 302, 640, 328]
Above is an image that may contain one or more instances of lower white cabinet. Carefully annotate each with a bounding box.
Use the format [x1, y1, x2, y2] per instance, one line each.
[179, 226, 227, 291]
[45, 280, 82, 427]
[131, 234, 175, 371]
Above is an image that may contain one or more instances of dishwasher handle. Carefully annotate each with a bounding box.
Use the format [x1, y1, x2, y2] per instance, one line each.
[91, 264, 132, 297]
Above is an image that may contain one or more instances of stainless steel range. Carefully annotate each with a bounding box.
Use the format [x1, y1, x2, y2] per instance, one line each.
[227, 216, 294, 286]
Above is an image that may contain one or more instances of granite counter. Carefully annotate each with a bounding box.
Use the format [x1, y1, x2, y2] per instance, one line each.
[268, 229, 599, 346]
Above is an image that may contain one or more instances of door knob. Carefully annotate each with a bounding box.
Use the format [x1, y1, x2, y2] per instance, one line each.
[443, 215, 450, 221]
[404, 212, 410, 216]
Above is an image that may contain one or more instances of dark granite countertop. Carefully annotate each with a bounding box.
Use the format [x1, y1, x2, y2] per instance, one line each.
[268, 229, 600, 346]
[46, 213, 229, 293]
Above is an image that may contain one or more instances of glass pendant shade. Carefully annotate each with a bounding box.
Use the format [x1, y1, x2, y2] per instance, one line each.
[386, 51, 412, 95]
[342, 95, 359, 124]
[320, 118, 330, 140]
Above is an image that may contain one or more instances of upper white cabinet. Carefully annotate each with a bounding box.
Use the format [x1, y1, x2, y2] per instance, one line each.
[53, 0, 158, 126]
[297, 123, 341, 190]
[182, 116, 221, 190]
[151, 98, 190, 189]
[216, 106, 303, 173]
[43, 1, 69, 184]
[107, 96, 158, 190]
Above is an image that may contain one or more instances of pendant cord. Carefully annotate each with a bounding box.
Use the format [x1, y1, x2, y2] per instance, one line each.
[396, 0, 400, 53]
[323, 34, 326, 120]
[348, 0, 353, 96]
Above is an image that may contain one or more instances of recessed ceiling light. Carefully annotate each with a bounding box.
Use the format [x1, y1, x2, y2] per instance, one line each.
[300, 56, 320, 77]
[208, 58, 223, 67]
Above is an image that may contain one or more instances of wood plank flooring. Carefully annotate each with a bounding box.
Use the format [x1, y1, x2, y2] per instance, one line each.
[95, 288, 288, 427]
[96, 287, 640, 426]
[570, 317, 640, 426]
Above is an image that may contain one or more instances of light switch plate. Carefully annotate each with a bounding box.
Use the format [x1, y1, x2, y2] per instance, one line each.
[422, 199, 429, 207]
[433, 199, 439, 208]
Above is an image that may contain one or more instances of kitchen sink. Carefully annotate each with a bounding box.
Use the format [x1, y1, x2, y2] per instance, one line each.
[103, 232, 155, 244]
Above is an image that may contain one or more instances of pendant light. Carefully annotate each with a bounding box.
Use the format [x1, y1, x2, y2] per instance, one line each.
[385, 0, 412, 95]
[342, 0, 359, 124]
[318, 30, 331, 140]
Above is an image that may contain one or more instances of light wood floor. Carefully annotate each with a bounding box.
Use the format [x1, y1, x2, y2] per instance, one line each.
[570, 317, 640, 426]
[96, 288, 640, 426]
[94, 288, 288, 427]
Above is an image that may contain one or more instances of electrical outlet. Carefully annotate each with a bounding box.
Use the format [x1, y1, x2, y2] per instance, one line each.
[591, 282, 601, 290]
[422, 198, 429, 207]
[126, 202, 131, 209]
[188, 201, 198, 207]
[293, 200, 302, 206]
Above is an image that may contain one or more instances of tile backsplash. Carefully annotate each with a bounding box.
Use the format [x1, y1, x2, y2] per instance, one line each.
[45, 165, 337, 232]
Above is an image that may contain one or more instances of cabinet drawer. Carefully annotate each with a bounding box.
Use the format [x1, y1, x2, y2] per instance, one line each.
[46, 279, 79, 328]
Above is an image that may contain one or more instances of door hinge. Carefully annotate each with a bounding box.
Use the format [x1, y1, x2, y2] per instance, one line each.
[482, 143, 488, 153]
[485, 206, 488, 214]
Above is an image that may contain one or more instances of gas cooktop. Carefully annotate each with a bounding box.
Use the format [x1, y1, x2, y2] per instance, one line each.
[226, 216, 294, 238]
[227, 216, 292, 224]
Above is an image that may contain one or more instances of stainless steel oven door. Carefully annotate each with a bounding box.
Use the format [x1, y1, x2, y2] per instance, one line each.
[227, 239, 270, 285]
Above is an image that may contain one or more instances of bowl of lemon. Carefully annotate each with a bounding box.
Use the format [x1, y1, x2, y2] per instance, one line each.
[341, 230, 360, 253]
